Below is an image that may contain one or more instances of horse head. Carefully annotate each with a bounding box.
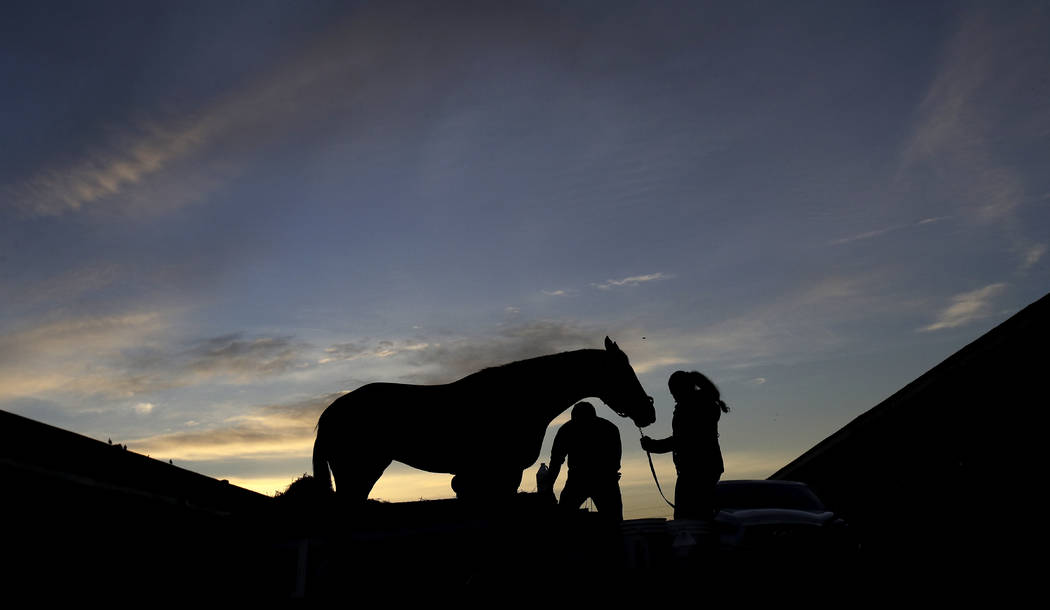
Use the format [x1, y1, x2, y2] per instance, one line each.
[600, 336, 656, 428]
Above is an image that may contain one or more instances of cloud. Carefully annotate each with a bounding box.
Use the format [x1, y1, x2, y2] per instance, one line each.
[318, 339, 430, 365]
[133, 423, 312, 461]
[131, 391, 345, 461]
[1022, 244, 1046, 269]
[917, 216, 952, 226]
[633, 275, 903, 370]
[69, 333, 313, 399]
[318, 341, 371, 364]
[5, 6, 369, 218]
[133, 402, 155, 415]
[899, 5, 1048, 224]
[828, 226, 898, 246]
[394, 320, 599, 384]
[311, 277, 890, 391]
[0, 310, 171, 400]
[120, 333, 313, 391]
[0, 314, 316, 403]
[179, 334, 305, 380]
[593, 272, 670, 290]
[5, 2, 586, 219]
[829, 216, 952, 246]
[9, 118, 215, 216]
[542, 289, 568, 296]
[0, 311, 166, 364]
[919, 283, 1008, 332]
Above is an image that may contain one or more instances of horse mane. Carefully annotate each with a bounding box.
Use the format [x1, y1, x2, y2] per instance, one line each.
[464, 348, 604, 383]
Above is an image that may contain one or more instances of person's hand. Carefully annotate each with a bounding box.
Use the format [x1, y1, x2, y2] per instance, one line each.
[640, 436, 653, 452]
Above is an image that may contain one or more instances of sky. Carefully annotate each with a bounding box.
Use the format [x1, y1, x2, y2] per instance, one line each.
[2, 0, 1048, 519]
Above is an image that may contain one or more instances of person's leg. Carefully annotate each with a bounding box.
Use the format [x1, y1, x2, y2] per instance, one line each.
[590, 477, 623, 521]
[673, 473, 701, 520]
[698, 472, 720, 519]
[559, 476, 587, 512]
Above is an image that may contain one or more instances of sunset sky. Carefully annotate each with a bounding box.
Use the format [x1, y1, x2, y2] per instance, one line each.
[2, 1, 1048, 518]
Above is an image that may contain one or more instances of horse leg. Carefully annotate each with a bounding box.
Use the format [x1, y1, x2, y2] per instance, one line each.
[331, 452, 392, 503]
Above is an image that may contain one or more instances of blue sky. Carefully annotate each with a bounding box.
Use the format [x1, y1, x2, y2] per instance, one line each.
[2, 1, 1048, 518]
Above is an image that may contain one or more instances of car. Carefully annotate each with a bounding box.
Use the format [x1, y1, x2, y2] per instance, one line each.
[714, 480, 855, 557]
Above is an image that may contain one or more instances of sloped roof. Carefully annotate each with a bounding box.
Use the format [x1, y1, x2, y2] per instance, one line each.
[0, 408, 266, 513]
[772, 291, 1048, 483]
[767, 291, 1048, 564]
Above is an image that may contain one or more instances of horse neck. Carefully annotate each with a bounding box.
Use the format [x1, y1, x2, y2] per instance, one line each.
[530, 350, 610, 420]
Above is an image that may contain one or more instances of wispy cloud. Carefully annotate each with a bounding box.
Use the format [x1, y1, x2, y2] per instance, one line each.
[919, 283, 1007, 332]
[828, 226, 897, 246]
[9, 119, 215, 216]
[593, 272, 670, 290]
[4, 8, 379, 218]
[542, 289, 569, 296]
[829, 216, 952, 246]
[1021, 244, 1046, 269]
[899, 5, 1048, 224]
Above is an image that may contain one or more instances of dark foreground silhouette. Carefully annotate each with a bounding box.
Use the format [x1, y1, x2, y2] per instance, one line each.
[270, 476, 864, 600]
[313, 337, 656, 502]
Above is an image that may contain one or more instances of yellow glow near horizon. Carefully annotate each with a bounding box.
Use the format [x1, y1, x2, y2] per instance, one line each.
[226, 448, 789, 513]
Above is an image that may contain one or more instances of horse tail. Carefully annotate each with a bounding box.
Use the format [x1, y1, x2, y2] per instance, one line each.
[313, 416, 333, 492]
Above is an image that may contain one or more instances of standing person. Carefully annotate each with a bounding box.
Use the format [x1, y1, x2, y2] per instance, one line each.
[640, 371, 729, 520]
[546, 401, 624, 520]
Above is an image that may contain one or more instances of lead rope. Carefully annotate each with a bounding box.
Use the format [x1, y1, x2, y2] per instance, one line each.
[639, 426, 674, 509]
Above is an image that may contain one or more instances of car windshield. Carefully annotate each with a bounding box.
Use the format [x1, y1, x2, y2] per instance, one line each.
[716, 483, 826, 511]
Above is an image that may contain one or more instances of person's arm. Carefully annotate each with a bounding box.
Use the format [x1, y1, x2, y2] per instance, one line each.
[640, 434, 674, 454]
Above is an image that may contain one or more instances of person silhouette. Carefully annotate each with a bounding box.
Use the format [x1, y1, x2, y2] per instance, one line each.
[547, 401, 623, 520]
[641, 370, 729, 520]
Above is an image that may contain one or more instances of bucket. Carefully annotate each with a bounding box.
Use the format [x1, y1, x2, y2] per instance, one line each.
[620, 518, 669, 569]
[667, 518, 717, 561]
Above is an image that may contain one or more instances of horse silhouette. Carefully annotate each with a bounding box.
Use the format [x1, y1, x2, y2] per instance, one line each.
[313, 337, 656, 502]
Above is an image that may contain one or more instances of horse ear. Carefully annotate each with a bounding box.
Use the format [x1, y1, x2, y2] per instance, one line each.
[604, 336, 620, 352]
